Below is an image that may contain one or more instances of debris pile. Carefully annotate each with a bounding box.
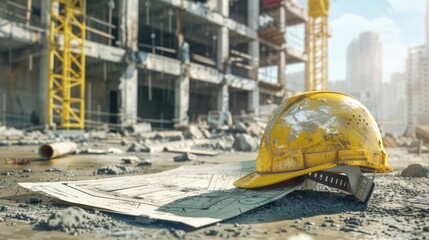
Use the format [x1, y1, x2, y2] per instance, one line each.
[96, 165, 139, 175]
[382, 133, 420, 148]
[174, 120, 265, 153]
[38, 207, 96, 233]
[233, 133, 259, 152]
[382, 135, 397, 148]
[0, 118, 267, 156]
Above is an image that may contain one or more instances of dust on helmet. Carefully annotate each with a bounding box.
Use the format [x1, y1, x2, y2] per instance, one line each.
[234, 91, 393, 202]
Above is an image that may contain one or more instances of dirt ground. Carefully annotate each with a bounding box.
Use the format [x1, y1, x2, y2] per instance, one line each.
[0, 142, 428, 240]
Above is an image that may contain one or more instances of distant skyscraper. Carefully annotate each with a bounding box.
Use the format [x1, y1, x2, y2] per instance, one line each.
[426, 0, 429, 52]
[405, 2, 429, 133]
[346, 39, 359, 92]
[406, 46, 429, 129]
[380, 72, 407, 134]
[346, 32, 382, 119]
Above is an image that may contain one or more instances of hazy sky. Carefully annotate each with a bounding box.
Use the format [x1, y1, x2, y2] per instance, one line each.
[296, 0, 426, 82]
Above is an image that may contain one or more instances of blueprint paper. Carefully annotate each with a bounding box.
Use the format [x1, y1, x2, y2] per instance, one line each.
[19, 161, 302, 228]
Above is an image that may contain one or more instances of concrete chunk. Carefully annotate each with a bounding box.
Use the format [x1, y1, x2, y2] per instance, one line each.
[107, 148, 124, 154]
[183, 125, 204, 139]
[235, 122, 247, 133]
[137, 159, 152, 166]
[173, 153, 197, 162]
[201, 129, 212, 139]
[130, 122, 152, 133]
[247, 122, 265, 137]
[121, 156, 141, 164]
[0, 140, 12, 146]
[401, 163, 429, 178]
[97, 165, 138, 175]
[127, 142, 149, 152]
[233, 133, 259, 152]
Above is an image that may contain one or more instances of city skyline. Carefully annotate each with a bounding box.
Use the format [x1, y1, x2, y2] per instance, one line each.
[295, 0, 426, 83]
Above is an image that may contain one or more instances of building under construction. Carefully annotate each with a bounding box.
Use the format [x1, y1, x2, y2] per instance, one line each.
[0, 0, 307, 129]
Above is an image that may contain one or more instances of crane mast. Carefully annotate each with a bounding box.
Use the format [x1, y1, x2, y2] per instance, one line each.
[306, 0, 330, 91]
[48, 0, 86, 129]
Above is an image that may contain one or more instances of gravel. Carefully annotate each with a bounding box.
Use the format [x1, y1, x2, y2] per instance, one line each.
[0, 171, 427, 239]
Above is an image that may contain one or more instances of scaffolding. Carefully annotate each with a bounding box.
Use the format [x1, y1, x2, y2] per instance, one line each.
[306, 0, 329, 91]
[48, 0, 86, 129]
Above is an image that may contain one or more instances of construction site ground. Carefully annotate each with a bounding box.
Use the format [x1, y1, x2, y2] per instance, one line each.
[0, 143, 428, 240]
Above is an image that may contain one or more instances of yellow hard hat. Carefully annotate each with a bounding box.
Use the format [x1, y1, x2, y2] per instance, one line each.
[234, 91, 392, 201]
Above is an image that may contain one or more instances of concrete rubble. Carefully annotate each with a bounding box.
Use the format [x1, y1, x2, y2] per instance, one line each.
[129, 122, 152, 134]
[183, 125, 205, 139]
[137, 159, 152, 166]
[121, 156, 141, 164]
[127, 142, 150, 152]
[173, 153, 197, 162]
[233, 133, 259, 152]
[382, 133, 420, 148]
[120, 156, 152, 166]
[96, 165, 139, 175]
[0, 118, 266, 155]
[401, 163, 429, 178]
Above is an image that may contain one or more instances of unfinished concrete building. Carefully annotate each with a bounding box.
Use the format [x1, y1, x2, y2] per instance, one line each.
[0, 0, 307, 129]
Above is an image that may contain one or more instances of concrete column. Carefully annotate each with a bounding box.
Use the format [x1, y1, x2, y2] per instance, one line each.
[217, 0, 229, 113]
[278, 5, 287, 87]
[174, 72, 190, 126]
[118, 0, 138, 127]
[217, 0, 229, 17]
[118, 64, 138, 126]
[119, 0, 138, 51]
[217, 25, 229, 112]
[217, 82, 229, 113]
[278, 51, 286, 87]
[174, 8, 190, 126]
[38, 0, 50, 126]
[278, 3, 286, 31]
[175, 41, 190, 126]
[248, 0, 260, 113]
[304, 20, 309, 92]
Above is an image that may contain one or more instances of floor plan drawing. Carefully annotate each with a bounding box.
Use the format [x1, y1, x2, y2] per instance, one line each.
[20, 161, 303, 228]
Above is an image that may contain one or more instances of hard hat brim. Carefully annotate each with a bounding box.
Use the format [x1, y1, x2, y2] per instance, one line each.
[234, 160, 393, 189]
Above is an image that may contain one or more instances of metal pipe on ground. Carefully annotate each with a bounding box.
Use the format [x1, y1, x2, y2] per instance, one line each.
[39, 142, 77, 159]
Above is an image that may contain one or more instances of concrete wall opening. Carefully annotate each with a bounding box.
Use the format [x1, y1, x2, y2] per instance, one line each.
[189, 80, 217, 123]
[229, 88, 250, 115]
[138, 71, 175, 129]
[229, 0, 248, 25]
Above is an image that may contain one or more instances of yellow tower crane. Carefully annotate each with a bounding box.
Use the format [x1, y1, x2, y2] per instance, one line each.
[306, 0, 330, 91]
[48, 0, 86, 129]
